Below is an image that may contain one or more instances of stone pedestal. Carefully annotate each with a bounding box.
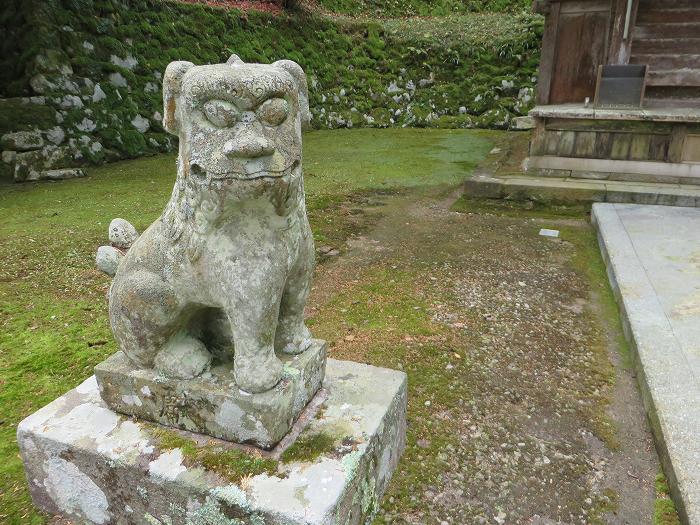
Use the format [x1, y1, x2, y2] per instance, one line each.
[18, 359, 407, 525]
[94, 341, 327, 449]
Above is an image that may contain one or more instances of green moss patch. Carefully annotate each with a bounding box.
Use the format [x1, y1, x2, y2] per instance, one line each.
[0, 98, 56, 135]
[655, 473, 681, 525]
[148, 427, 278, 483]
[280, 432, 337, 463]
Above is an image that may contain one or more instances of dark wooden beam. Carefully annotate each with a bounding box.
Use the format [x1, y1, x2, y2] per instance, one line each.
[536, 1, 561, 105]
[532, 0, 551, 15]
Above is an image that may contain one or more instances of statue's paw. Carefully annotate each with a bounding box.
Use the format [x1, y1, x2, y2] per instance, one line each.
[234, 352, 283, 394]
[277, 325, 313, 355]
[280, 337, 313, 355]
[154, 334, 212, 379]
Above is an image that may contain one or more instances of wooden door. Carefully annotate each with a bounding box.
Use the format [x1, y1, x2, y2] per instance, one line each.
[548, 1, 612, 104]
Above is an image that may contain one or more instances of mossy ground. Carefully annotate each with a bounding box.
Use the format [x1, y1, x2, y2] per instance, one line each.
[0, 128, 678, 524]
[0, 128, 491, 524]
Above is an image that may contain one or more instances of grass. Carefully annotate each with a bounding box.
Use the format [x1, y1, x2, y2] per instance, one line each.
[655, 473, 682, 525]
[0, 128, 494, 524]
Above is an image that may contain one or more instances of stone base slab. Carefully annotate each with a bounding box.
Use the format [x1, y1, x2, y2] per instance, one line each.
[94, 340, 327, 449]
[18, 358, 407, 525]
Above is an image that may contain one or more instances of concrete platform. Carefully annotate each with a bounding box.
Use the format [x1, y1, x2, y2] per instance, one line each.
[464, 174, 700, 207]
[593, 203, 700, 524]
[18, 359, 407, 525]
[94, 341, 327, 449]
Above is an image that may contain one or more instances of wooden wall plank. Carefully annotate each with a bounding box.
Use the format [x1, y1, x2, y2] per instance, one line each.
[648, 134, 670, 161]
[629, 134, 652, 160]
[682, 135, 700, 163]
[596, 132, 615, 158]
[529, 119, 548, 156]
[545, 130, 563, 155]
[574, 131, 598, 157]
[545, 118, 672, 134]
[669, 125, 689, 163]
[610, 134, 632, 159]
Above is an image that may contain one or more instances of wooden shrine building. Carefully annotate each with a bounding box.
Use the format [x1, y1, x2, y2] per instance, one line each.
[526, 0, 700, 183]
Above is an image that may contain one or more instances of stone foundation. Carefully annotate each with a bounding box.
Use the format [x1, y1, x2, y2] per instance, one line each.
[18, 358, 407, 525]
[94, 341, 327, 449]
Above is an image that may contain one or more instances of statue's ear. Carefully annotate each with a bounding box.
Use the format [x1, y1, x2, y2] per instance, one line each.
[273, 59, 310, 131]
[162, 61, 194, 135]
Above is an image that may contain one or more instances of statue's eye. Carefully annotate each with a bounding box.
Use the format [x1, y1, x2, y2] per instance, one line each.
[257, 98, 288, 126]
[202, 99, 240, 128]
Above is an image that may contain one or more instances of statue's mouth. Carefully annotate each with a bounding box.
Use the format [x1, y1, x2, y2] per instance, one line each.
[190, 159, 300, 181]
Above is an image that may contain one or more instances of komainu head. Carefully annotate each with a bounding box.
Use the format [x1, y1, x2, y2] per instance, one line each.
[162, 54, 310, 181]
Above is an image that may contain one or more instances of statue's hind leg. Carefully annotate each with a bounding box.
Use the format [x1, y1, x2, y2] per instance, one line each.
[109, 270, 211, 379]
[275, 229, 314, 355]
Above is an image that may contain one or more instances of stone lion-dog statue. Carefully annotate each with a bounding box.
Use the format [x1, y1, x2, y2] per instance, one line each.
[106, 55, 315, 394]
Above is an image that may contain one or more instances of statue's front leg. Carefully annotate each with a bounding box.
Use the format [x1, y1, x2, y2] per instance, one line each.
[225, 261, 286, 393]
[275, 224, 314, 355]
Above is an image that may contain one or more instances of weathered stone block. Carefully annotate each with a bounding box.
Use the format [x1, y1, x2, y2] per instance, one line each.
[95, 340, 327, 449]
[511, 115, 535, 130]
[18, 358, 407, 525]
[1, 130, 44, 151]
[463, 174, 503, 199]
[13, 146, 75, 182]
[42, 168, 86, 180]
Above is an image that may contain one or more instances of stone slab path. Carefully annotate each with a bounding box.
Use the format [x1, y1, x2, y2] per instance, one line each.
[593, 203, 700, 524]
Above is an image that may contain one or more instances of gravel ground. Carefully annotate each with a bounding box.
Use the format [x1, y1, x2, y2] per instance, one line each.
[308, 187, 660, 525]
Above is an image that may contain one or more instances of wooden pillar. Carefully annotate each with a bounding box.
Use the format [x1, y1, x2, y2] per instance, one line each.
[536, 1, 561, 105]
[608, 0, 639, 64]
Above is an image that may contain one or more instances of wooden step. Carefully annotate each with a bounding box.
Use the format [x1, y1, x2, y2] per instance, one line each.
[647, 69, 700, 87]
[634, 22, 700, 39]
[633, 38, 700, 54]
[637, 8, 700, 24]
[631, 54, 700, 70]
[645, 85, 700, 106]
[640, 0, 700, 7]
[644, 96, 700, 109]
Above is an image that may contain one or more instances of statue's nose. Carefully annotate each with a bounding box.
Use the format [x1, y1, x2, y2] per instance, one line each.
[223, 130, 274, 159]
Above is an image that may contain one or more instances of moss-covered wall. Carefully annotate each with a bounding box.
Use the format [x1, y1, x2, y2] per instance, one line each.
[0, 0, 542, 181]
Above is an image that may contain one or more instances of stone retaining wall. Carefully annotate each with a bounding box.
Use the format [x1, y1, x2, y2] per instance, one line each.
[0, 0, 541, 182]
